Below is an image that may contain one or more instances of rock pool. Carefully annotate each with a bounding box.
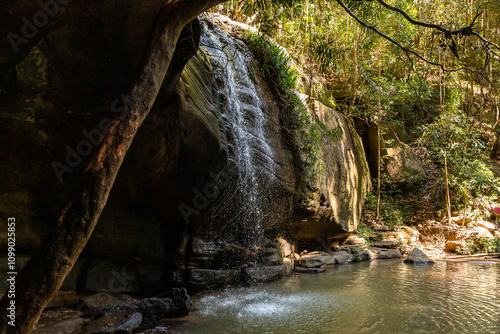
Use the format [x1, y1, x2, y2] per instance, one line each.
[171, 260, 499, 333]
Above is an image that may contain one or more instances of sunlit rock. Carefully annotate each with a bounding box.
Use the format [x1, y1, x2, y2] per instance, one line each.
[404, 248, 434, 264]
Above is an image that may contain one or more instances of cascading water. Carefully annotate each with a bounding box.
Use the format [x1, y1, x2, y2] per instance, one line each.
[199, 19, 278, 246]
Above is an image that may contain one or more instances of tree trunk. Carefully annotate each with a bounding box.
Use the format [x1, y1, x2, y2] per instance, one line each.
[0, 1, 226, 333]
[376, 123, 381, 221]
[444, 151, 452, 224]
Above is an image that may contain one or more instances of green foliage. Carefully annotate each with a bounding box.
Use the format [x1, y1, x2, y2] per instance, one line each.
[456, 237, 500, 255]
[355, 223, 383, 243]
[420, 111, 500, 211]
[348, 246, 362, 261]
[245, 32, 342, 180]
[221, 0, 500, 218]
[380, 200, 411, 228]
[364, 189, 412, 229]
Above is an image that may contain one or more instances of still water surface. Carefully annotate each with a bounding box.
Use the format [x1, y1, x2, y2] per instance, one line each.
[173, 260, 499, 333]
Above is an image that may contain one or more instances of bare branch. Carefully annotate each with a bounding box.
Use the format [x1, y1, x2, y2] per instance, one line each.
[337, 0, 497, 83]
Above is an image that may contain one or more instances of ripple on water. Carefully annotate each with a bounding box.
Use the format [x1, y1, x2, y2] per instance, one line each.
[178, 261, 500, 334]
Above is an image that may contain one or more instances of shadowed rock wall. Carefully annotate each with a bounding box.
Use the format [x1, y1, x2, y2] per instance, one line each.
[0, 14, 370, 293]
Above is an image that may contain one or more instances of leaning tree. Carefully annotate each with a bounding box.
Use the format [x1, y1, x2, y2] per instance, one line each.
[0, 1, 226, 333]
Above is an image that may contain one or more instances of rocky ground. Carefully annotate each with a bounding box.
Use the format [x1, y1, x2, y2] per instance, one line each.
[32, 288, 192, 334]
[419, 216, 500, 257]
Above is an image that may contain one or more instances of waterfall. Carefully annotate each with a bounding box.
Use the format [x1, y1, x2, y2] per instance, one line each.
[200, 19, 277, 246]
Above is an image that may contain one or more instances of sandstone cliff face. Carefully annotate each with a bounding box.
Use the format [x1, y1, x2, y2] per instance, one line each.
[0, 15, 370, 292]
[293, 95, 371, 240]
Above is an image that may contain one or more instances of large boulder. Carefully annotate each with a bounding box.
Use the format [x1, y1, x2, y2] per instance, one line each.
[244, 265, 287, 283]
[293, 96, 371, 238]
[329, 251, 352, 264]
[295, 251, 331, 272]
[384, 141, 426, 184]
[404, 248, 435, 264]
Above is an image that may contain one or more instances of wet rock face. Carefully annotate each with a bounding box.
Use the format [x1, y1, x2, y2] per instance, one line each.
[196, 19, 297, 246]
[181, 237, 296, 290]
[157, 288, 194, 318]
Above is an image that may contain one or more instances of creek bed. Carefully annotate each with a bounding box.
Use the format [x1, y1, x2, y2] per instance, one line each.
[170, 259, 500, 333]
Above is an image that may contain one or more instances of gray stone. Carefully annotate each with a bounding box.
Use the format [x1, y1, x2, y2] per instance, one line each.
[261, 247, 279, 255]
[88, 298, 172, 331]
[155, 288, 194, 318]
[291, 94, 372, 238]
[115, 312, 143, 333]
[295, 265, 326, 273]
[191, 238, 220, 258]
[404, 248, 435, 265]
[384, 141, 426, 184]
[282, 258, 294, 275]
[245, 265, 285, 283]
[345, 235, 366, 245]
[82, 311, 137, 333]
[344, 247, 371, 262]
[329, 251, 352, 264]
[276, 237, 294, 257]
[372, 239, 399, 249]
[262, 254, 282, 265]
[369, 248, 402, 259]
[83, 293, 121, 309]
[33, 309, 89, 334]
[297, 251, 331, 268]
[188, 269, 238, 289]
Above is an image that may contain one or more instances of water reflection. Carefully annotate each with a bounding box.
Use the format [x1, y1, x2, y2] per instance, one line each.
[176, 260, 500, 334]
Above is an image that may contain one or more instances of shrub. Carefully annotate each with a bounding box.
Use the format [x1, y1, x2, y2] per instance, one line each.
[363, 191, 411, 229]
[244, 33, 342, 181]
[355, 223, 383, 244]
[456, 237, 500, 255]
[348, 246, 362, 262]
